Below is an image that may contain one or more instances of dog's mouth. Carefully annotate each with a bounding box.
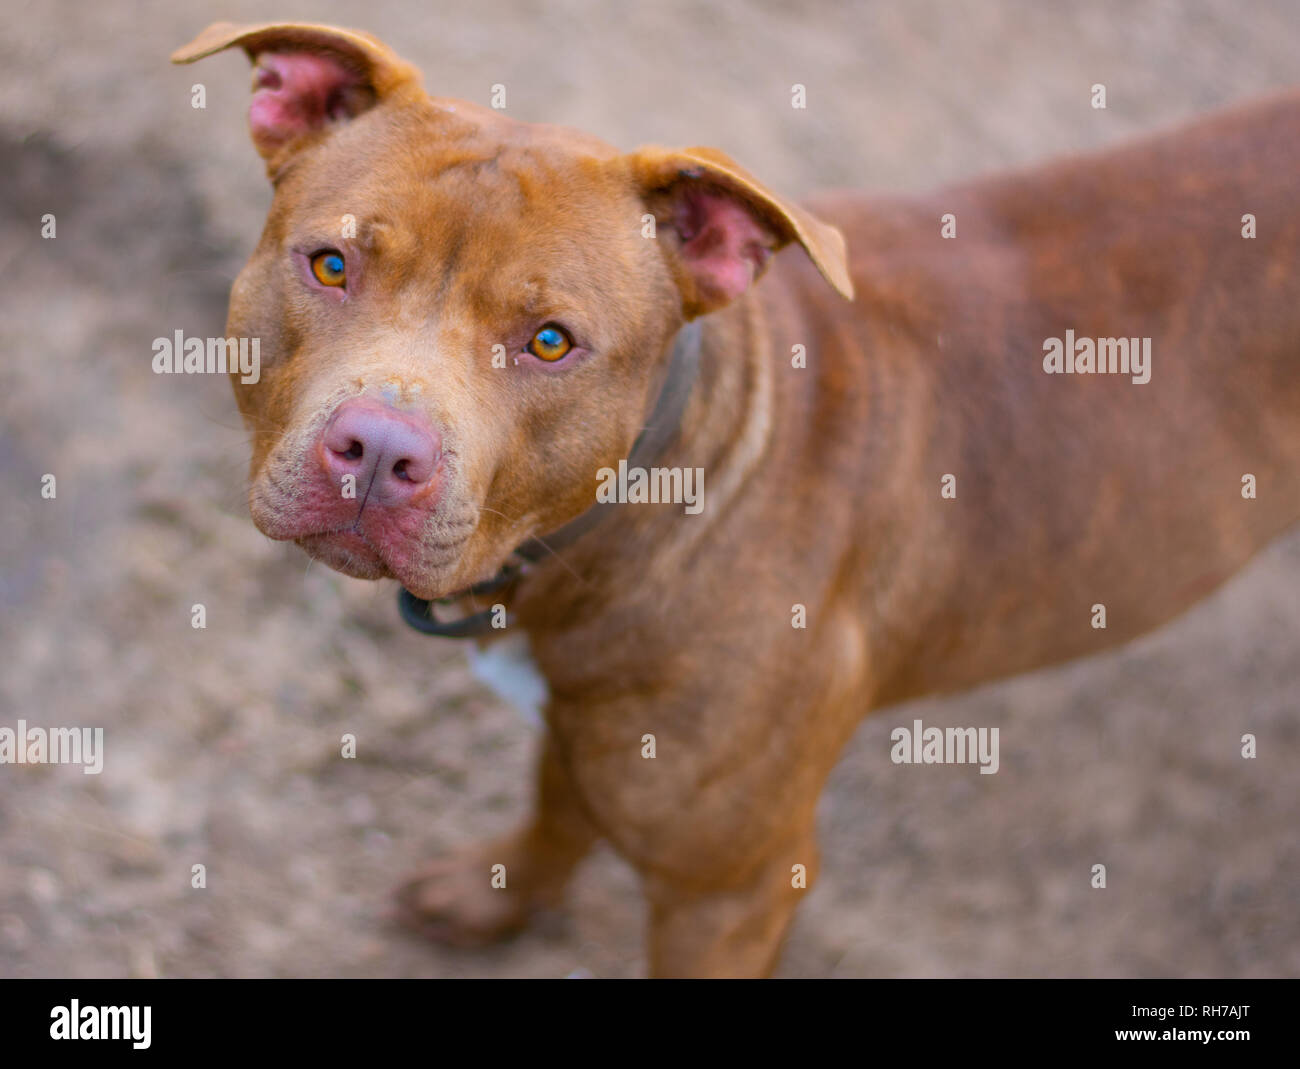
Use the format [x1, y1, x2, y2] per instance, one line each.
[295, 524, 517, 604]
[296, 529, 390, 579]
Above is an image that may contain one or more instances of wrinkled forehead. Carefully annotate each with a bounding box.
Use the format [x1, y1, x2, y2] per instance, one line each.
[282, 99, 624, 225]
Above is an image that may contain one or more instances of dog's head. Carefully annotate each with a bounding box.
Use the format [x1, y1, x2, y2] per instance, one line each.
[174, 21, 852, 599]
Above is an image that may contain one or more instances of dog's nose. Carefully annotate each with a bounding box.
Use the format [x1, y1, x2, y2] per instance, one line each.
[319, 399, 441, 505]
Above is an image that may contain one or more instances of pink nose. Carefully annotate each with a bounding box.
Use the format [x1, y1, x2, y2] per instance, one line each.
[319, 399, 441, 506]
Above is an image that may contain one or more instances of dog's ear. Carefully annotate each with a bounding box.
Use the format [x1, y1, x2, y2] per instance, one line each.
[627, 146, 853, 315]
[172, 22, 422, 169]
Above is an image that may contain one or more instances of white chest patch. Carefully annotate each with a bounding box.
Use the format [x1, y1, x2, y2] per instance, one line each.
[466, 632, 548, 727]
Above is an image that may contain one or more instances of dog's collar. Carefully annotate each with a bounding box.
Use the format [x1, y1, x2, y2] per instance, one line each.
[398, 320, 703, 639]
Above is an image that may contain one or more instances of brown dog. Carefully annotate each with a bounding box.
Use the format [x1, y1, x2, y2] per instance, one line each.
[173, 21, 1300, 977]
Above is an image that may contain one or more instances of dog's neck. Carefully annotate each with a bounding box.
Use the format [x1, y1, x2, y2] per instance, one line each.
[512, 293, 773, 620]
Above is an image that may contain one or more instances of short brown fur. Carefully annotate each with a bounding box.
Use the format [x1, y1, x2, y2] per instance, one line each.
[175, 22, 1300, 977]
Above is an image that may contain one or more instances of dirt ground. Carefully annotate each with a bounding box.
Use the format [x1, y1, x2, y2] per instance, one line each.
[1, 0, 1297, 978]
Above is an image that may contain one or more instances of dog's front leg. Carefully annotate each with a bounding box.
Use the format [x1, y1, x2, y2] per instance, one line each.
[642, 822, 820, 978]
[394, 735, 599, 946]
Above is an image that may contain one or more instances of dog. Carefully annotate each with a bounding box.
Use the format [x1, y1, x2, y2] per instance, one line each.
[173, 21, 1300, 977]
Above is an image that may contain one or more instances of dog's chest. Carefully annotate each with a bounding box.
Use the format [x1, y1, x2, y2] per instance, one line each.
[467, 633, 548, 726]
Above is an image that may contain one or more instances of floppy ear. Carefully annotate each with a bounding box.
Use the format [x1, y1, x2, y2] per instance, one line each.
[171, 22, 422, 169]
[628, 145, 853, 315]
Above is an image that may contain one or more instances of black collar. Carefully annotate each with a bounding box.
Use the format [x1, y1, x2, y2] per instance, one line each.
[398, 320, 703, 639]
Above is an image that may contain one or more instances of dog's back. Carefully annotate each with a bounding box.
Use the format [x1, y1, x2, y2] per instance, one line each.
[777, 90, 1300, 702]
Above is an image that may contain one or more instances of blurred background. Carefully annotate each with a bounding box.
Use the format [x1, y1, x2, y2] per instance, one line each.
[1, 0, 1297, 977]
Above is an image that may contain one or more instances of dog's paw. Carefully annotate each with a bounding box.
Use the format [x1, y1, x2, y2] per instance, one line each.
[392, 839, 539, 947]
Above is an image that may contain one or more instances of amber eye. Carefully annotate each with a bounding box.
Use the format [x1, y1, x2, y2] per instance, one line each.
[310, 250, 346, 287]
[527, 324, 573, 362]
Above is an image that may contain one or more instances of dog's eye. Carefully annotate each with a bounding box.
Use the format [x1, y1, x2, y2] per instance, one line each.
[527, 324, 573, 362]
[310, 250, 346, 287]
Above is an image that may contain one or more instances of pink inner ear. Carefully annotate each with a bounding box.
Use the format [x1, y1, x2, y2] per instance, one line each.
[675, 188, 775, 306]
[249, 52, 366, 154]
